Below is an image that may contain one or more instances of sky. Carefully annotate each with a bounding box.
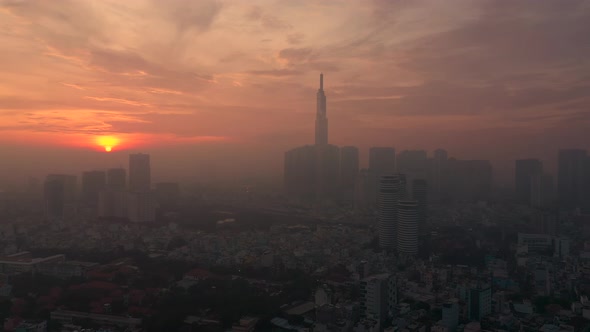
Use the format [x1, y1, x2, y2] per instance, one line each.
[0, 0, 589, 186]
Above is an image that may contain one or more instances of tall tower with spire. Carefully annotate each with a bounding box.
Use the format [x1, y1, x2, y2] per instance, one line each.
[315, 73, 328, 145]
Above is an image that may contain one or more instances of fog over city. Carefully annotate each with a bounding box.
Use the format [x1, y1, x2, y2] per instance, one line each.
[0, 1, 589, 332]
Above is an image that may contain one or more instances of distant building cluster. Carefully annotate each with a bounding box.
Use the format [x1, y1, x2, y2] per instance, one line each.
[43, 153, 179, 224]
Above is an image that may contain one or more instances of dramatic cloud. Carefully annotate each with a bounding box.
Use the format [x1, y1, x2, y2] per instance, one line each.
[0, 0, 588, 181]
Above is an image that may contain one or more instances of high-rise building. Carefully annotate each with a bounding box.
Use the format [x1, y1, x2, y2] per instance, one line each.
[81, 171, 106, 206]
[432, 149, 448, 202]
[442, 300, 459, 331]
[315, 73, 328, 146]
[340, 146, 359, 198]
[515, 159, 543, 205]
[360, 274, 397, 323]
[412, 179, 428, 236]
[284, 74, 340, 202]
[378, 175, 402, 251]
[397, 200, 419, 256]
[127, 192, 156, 223]
[129, 153, 151, 192]
[558, 149, 587, 208]
[468, 284, 492, 321]
[106, 168, 126, 191]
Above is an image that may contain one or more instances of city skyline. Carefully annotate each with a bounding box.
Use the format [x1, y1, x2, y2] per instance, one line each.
[0, 0, 589, 185]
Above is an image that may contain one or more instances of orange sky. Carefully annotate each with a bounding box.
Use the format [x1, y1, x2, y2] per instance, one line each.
[0, 0, 589, 185]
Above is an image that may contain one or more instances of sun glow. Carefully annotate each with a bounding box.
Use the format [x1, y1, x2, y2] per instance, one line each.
[96, 135, 120, 152]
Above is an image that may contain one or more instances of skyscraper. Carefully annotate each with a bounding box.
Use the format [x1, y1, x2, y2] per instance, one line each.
[340, 146, 359, 198]
[515, 159, 542, 205]
[468, 284, 492, 321]
[412, 179, 428, 236]
[81, 171, 106, 206]
[106, 168, 126, 191]
[397, 150, 428, 190]
[397, 200, 419, 256]
[129, 153, 151, 192]
[127, 192, 156, 223]
[558, 149, 587, 208]
[378, 175, 401, 251]
[315, 73, 328, 146]
[360, 274, 397, 323]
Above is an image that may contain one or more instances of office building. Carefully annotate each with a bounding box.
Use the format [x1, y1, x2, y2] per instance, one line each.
[98, 191, 127, 219]
[340, 146, 360, 198]
[81, 170, 106, 206]
[360, 274, 397, 323]
[412, 179, 428, 236]
[468, 284, 491, 321]
[515, 159, 542, 205]
[397, 200, 419, 256]
[129, 153, 151, 192]
[442, 300, 459, 331]
[378, 175, 402, 251]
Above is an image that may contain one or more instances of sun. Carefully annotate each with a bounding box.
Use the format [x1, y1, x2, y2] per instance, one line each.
[96, 135, 120, 152]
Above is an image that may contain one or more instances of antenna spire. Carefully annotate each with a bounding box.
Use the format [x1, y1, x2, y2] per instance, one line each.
[320, 73, 323, 90]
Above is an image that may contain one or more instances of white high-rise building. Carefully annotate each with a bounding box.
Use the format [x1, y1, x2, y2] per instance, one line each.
[397, 200, 419, 256]
[360, 274, 397, 323]
[378, 175, 402, 250]
[442, 299, 459, 331]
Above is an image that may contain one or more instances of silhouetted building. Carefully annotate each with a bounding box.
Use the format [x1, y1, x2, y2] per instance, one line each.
[106, 168, 126, 191]
[284, 74, 339, 201]
[558, 149, 588, 209]
[81, 171, 106, 207]
[378, 175, 402, 251]
[515, 159, 542, 205]
[411, 179, 428, 236]
[340, 146, 359, 200]
[397, 200, 419, 256]
[315, 73, 328, 146]
[129, 153, 151, 192]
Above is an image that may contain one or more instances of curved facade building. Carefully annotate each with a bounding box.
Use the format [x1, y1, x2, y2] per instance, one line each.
[397, 200, 419, 256]
[378, 175, 401, 250]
